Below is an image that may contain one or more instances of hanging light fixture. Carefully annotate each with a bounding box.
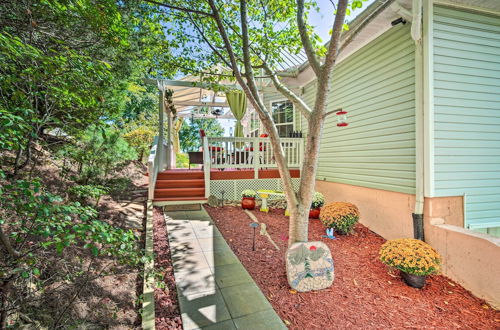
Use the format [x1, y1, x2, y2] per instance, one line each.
[336, 110, 348, 127]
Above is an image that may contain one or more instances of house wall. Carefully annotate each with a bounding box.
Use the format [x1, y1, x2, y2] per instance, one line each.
[432, 6, 500, 235]
[305, 24, 417, 194]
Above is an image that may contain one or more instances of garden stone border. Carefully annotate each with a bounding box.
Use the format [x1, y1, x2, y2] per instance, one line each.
[142, 201, 155, 329]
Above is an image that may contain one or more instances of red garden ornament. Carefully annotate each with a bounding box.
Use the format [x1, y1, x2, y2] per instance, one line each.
[336, 110, 348, 127]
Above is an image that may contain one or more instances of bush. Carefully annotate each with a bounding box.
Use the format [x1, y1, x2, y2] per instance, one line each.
[68, 184, 108, 208]
[319, 202, 360, 234]
[311, 192, 325, 209]
[241, 189, 256, 198]
[56, 125, 136, 183]
[379, 238, 441, 276]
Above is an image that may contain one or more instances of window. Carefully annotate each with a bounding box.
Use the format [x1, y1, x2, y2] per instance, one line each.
[271, 100, 294, 137]
[249, 110, 260, 137]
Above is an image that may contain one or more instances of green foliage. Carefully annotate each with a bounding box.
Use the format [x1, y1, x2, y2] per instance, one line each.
[179, 118, 224, 152]
[311, 192, 325, 209]
[123, 127, 156, 162]
[68, 184, 108, 208]
[0, 175, 146, 326]
[320, 202, 360, 235]
[241, 189, 257, 198]
[106, 177, 133, 196]
[57, 126, 136, 183]
[176, 153, 190, 168]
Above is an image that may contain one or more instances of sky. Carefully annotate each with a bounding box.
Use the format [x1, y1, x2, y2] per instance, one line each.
[309, 0, 376, 41]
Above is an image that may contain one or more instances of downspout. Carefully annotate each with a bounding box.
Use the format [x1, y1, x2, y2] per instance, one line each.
[412, 0, 425, 240]
[393, 0, 425, 240]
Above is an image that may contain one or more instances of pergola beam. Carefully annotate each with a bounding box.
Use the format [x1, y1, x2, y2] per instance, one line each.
[174, 101, 229, 107]
[145, 78, 242, 90]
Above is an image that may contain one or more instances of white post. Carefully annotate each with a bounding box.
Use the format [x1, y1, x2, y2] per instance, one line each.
[166, 100, 172, 170]
[203, 136, 211, 198]
[158, 90, 165, 171]
[253, 137, 259, 179]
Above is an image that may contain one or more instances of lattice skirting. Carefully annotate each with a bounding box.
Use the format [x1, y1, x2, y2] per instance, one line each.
[210, 178, 300, 201]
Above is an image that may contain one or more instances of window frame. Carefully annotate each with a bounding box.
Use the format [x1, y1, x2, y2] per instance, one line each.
[269, 99, 295, 137]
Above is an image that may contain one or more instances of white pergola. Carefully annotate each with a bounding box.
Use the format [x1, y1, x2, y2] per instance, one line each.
[145, 76, 253, 169]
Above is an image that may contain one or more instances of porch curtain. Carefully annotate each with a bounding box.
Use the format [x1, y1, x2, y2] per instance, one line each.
[226, 91, 247, 137]
[173, 117, 183, 154]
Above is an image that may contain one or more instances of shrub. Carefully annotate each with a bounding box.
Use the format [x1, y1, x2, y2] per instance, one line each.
[319, 202, 360, 234]
[379, 238, 441, 276]
[241, 189, 256, 198]
[68, 184, 108, 208]
[311, 192, 325, 209]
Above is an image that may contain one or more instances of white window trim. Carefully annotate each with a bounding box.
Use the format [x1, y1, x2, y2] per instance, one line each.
[269, 99, 295, 136]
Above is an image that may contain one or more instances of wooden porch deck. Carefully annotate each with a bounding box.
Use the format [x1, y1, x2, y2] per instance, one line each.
[162, 168, 301, 180]
[152, 168, 300, 203]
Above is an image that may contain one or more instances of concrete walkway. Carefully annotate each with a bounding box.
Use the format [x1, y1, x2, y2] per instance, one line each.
[164, 208, 286, 330]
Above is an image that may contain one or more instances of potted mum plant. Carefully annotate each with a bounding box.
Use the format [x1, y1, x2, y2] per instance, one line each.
[241, 189, 257, 210]
[379, 238, 441, 289]
[319, 202, 360, 234]
[309, 192, 325, 219]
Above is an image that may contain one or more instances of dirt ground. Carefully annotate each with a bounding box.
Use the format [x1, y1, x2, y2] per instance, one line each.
[205, 205, 500, 329]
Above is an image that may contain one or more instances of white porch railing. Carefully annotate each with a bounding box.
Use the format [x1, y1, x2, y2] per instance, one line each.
[205, 137, 304, 173]
[147, 136, 167, 200]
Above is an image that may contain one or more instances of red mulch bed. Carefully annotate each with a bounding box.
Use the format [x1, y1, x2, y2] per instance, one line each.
[153, 207, 183, 329]
[204, 206, 500, 329]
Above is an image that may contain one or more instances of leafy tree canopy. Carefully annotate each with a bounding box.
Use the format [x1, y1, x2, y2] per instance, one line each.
[179, 118, 225, 152]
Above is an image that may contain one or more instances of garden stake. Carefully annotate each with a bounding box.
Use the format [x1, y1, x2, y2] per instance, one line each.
[250, 222, 259, 251]
[220, 190, 225, 207]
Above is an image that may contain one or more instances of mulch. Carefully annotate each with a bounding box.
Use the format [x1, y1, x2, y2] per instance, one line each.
[153, 207, 183, 329]
[204, 205, 500, 329]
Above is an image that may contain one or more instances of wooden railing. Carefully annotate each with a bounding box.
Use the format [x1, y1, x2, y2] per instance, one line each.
[205, 137, 304, 173]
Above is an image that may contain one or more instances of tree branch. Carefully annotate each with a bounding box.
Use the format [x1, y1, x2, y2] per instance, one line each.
[297, 0, 321, 77]
[141, 0, 213, 17]
[186, 13, 232, 68]
[0, 226, 21, 258]
[264, 65, 312, 120]
[322, 0, 348, 73]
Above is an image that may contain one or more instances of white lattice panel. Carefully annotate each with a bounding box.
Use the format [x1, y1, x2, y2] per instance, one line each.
[278, 178, 301, 192]
[210, 178, 300, 201]
[210, 180, 236, 201]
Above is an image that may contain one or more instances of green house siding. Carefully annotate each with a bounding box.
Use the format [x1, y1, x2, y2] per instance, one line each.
[433, 6, 500, 233]
[308, 25, 416, 194]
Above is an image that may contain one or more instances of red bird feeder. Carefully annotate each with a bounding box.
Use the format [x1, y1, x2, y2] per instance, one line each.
[336, 110, 348, 127]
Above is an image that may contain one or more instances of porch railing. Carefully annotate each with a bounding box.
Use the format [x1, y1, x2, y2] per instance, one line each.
[147, 136, 167, 200]
[205, 137, 304, 173]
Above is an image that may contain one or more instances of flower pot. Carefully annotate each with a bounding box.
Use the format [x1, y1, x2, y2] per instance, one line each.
[241, 197, 256, 210]
[309, 208, 321, 219]
[401, 271, 427, 288]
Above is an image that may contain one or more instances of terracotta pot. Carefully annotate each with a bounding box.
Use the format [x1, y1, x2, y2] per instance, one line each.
[309, 208, 321, 219]
[241, 197, 256, 210]
[401, 271, 427, 288]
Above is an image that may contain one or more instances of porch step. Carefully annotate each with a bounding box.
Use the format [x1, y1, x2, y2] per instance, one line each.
[153, 197, 208, 202]
[154, 187, 205, 198]
[155, 179, 204, 189]
[157, 171, 204, 180]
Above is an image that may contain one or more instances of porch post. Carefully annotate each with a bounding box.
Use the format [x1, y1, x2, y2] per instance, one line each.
[166, 100, 172, 170]
[158, 89, 165, 171]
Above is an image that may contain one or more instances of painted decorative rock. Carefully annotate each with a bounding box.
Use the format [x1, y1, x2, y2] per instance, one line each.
[207, 195, 219, 207]
[286, 241, 334, 292]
